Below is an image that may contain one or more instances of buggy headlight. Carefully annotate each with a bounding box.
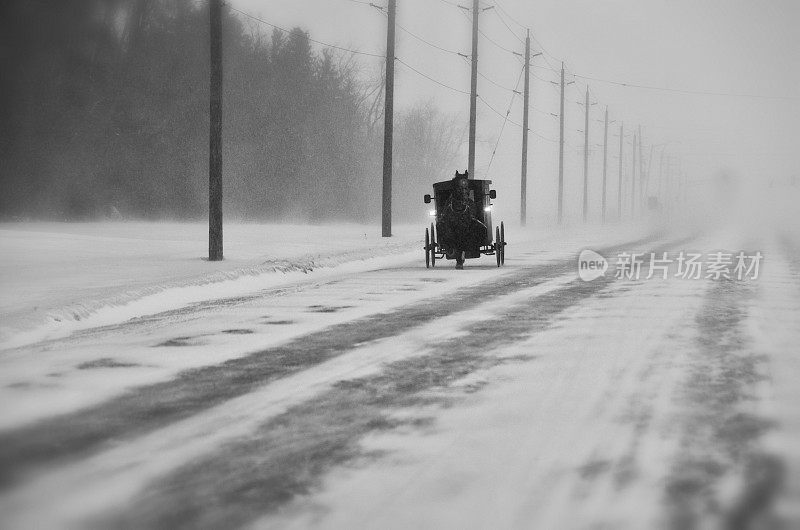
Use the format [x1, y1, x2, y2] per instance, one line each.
[429, 210, 436, 216]
[484, 206, 492, 212]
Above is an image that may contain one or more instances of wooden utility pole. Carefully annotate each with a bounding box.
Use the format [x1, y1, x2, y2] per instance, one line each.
[520, 29, 530, 226]
[208, 0, 223, 261]
[618, 123, 623, 220]
[468, 0, 479, 179]
[381, 0, 396, 237]
[582, 87, 589, 223]
[557, 62, 565, 224]
[631, 132, 637, 218]
[601, 106, 608, 224]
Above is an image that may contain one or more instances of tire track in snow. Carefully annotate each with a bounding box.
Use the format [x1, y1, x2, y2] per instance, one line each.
[663, 253, 785, 529]
[0, 232, 668, 491]
[0, 274, 577, 529]
[755, 232, 800, 526]
[296, 275, 710, 530]
[89, 269, 622, 529]
[251, 233, 783, 530]
[73, 237, 696, 529]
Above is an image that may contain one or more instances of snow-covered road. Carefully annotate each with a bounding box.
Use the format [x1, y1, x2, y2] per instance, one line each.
[0, 223, 798, 529]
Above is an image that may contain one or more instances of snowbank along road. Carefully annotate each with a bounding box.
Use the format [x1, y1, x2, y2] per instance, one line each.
[1, 228, 799, 529]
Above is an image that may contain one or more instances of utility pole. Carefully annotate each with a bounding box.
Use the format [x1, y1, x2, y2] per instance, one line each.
[601, 106, 608, 224]
[582, 87, 589, 223]
[618, 123, 623, 220]
[381, 0, 396, 237]
[468, 0, 479, 179]
[631, 132, 636, 218]
[520, 29, 530, 226]
[208, 0, 223, 261]
[557, 62, 565, 224]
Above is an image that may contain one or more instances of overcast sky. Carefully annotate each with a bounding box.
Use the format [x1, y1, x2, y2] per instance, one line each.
[229, 0, 800, 221]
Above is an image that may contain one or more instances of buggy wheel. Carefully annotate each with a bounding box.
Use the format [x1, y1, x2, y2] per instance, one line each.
[495, 226, 501, 267]
[500, 221, 505, 265]
[425, 228, 430, 268]
[430, 223, 437, 267]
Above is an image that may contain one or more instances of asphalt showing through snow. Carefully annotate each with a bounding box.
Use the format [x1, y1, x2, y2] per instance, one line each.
[664, 276, 782, 529]
[94, 254, 647, 528]
[0, 232, 668, 489]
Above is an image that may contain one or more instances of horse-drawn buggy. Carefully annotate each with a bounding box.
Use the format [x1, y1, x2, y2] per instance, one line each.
[423, 171, 506, 269]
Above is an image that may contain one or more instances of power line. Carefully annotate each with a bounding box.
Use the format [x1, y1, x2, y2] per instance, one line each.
[229, 7, 385, 58]
[488, 5, 525, 45]
[532, 61, 565, 85]
[373, 6, 469, 58]
[394, 2, 533, 99]
[487, 64, 525, 175]
[479, 27, 522, 56]
[492, 0, 562, 69]
[396, 21, 467, 56]
[379, 2, 529, 102]
[456, 55, 518, 93]
[457, 8, 522, 59]
[478, 95, 523, 128]
[237, 0, 470, 98]
[573, 72, 800, 101]
[491, 0, 526, 31]
[477, 94, 557, 142]
[533, 77, 563, 101]
[381, 10, 547, 124]
[479, 70, 519, 93]
[532, 63, 562, 75]
[391, 2, 532, 101]
[396, 57, 471, 95]
[434, 0, 466, 8]
[531, 105, 559, 119]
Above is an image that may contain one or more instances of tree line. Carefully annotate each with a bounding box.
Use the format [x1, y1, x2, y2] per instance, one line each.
[0, 0, 463, 222]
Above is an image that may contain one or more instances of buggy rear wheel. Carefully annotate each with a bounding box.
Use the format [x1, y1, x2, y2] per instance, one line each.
[500, 221, 505, 265]
[430, 223, 437, 267]
[495, 226, 501, 267]
[425, 228, 430, 268]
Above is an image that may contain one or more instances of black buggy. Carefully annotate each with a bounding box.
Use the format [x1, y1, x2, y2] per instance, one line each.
[423, 174, 506, 268]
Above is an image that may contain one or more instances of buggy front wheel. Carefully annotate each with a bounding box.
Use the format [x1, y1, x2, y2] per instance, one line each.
[495, 226, 502, 267]
[425, 228, 431, 268]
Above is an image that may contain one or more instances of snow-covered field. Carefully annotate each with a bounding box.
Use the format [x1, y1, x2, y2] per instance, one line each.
[0, 222, 422, 349]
